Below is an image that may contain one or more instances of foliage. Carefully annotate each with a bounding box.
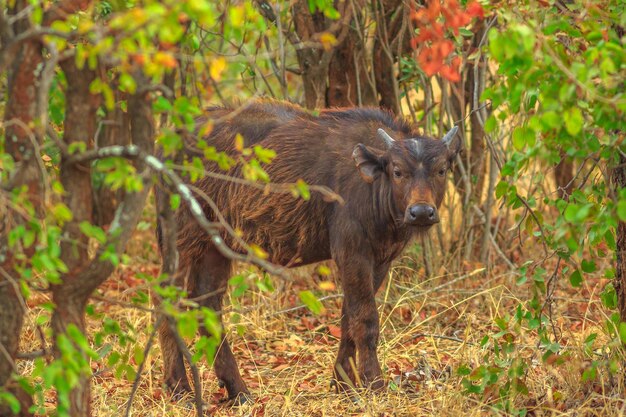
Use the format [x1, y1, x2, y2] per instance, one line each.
[458, 0, 626, 412]
[1, 0, 625, 416]
[410, 0, 484, 81]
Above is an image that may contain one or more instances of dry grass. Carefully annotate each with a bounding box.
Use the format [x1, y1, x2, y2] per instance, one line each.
[17, 224, 626, 417]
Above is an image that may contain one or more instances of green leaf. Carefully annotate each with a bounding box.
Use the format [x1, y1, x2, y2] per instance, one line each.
[229, 274, 248, 298]
[299, 290, 325, 315]
[119, 73, 136, 94]
[294, 179, 310, 201]
[0, 392, 21, 413]
[618, 322, 626, 344]
[79, 221, 107, 244]
[153, 96, 173, 113]
[459, 28, 474, 37]
[52, 203, 73, 223]
[617, 200, 626, 221]
[569, 270, 582, 287]
[601, 283, 617, 309]
[495, 181, 509, 199]
[512, 126, 534, 150]
[484, 115, 497, 133]
[253, 145, 276, 164]
[170, 194, 181, 210]
[513, 24, 535, 53]
[564, 107, 583, 136]
[540, 111, 561, 130]
[581, 260, 596, 273]
[177, 313, 198, 340]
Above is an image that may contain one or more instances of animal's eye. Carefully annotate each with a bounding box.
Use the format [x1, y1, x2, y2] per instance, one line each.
[438, 167, 447, 176]
[393, 168, 402, 178]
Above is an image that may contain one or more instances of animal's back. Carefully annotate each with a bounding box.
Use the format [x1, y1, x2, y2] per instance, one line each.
[173, 101, 415, 267]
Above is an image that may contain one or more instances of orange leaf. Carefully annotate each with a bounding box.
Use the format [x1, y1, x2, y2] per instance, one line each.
[418, 47, 443, 77]
[433, 40, 454, 59]
[440, 64, 461, 82]
[319, 281, 336, 291]
[425, 0, 441, 20]
[328, 325, 342, 338]
[154, 52, 177, 69]
[466, 1, 484, 19]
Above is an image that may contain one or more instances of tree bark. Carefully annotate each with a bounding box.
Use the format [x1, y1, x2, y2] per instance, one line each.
[93, 88, 131, 226]
[613, 155, 626, 323]
[373, 0, 412, 115]
[327, 1, 377, 107]
[450, 20, 487, 205]
[554, 156, 574, 200]
[49, 58, 99, 417]
[0, 2, 42, 415]
[291, 0, 332, 109]
[49, 69, 154, 417]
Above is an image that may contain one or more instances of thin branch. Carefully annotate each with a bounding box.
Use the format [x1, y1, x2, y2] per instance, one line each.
[413, 333, 473, 345]
[65, 144, 290, 278]
[172, 164, 343, 204]
[16, 350, 47, 360]
[124, 316, 163, 417]
[539, 35, 625, 108]
[167, 317, 203, 416]
[269, 294, 344, 316]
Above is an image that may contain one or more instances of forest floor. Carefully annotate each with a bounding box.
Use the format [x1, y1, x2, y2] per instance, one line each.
[18, 221, 626, 417]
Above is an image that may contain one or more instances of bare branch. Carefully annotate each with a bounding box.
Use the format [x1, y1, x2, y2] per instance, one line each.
[66, 144, 290, 278]
[124, 316, 163, 417]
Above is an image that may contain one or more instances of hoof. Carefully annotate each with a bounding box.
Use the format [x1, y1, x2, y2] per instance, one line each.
[367, 378, 385, 392]
[330, 379, 355, 394]
[166, 383, 193, 402]
[231, 391, 253, 406]
[182, 399, 209, 412]
[219, 391, 252, 407]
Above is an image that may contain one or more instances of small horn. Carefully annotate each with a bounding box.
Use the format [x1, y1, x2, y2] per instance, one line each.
[377, 128, 395, 148]
[442, 125, 459, 147]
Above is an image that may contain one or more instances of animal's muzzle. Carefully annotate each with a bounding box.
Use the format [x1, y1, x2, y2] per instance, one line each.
[405, 204, 439, 226]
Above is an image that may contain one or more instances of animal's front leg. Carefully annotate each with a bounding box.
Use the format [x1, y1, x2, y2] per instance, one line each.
[335, 256, 384, 391]
[346, 290, 383, 390]
[333, 302, 356, 391]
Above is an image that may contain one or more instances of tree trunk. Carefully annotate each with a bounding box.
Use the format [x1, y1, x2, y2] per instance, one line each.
[93, 88, 131, 226]
[450, 20, 487, 205]
[0, 2, 42, 415]
[554, 156, 574, 200]
[327, 2, 377, 107]
[48, 69, 154, 417]
[372, 0, 412, 115]
[50, 58, 99, 417]
[291, 0, 332, 109]
[613, 155, 626, 323]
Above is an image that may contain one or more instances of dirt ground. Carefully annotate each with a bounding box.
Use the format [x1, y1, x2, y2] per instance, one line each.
[18, 223, 625, 417]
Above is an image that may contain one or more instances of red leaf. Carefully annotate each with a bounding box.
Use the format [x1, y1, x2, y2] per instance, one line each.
[433, 40, 454, 59]
[466, 1, 484, 18]
[440, 65, 461, 82]
[418, 47, 443, 76]
[328, 324, 342, 338]
[425, 0, 441, 20]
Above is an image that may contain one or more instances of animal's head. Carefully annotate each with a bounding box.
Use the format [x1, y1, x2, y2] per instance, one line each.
[352, 126, 461, 227]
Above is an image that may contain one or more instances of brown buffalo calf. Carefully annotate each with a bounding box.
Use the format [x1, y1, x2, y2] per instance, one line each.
[155, 100, 461, 403]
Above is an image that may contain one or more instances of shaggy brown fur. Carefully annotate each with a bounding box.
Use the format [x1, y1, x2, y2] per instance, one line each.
[155, 100, 461, 403]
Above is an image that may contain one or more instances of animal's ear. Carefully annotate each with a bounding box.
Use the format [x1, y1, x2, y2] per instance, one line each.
[442, 126, 462, 161]
[352, 144, 383, 184]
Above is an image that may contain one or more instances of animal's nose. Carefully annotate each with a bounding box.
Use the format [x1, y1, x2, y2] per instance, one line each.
[406, 204, 439, 225]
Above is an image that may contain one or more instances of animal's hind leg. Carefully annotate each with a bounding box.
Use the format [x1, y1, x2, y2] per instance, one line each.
[193, 248, 251, 403]
[156, 265, 193, 398]
[158, 319, 192, 397]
